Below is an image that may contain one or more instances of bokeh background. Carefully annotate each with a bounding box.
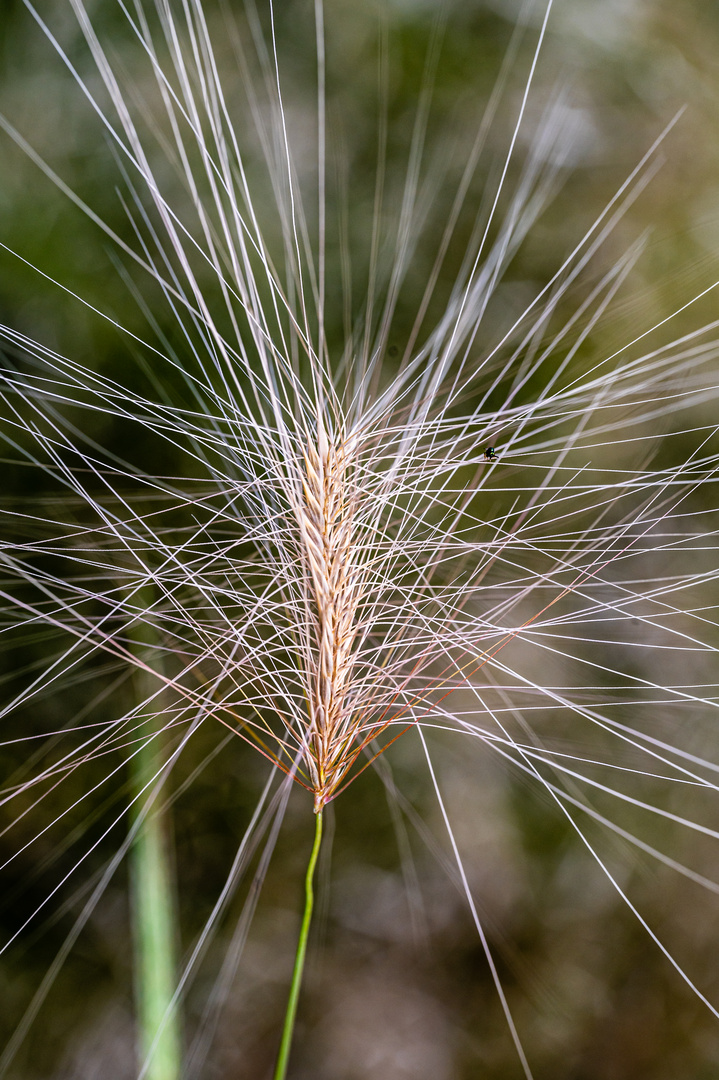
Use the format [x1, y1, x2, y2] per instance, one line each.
[1, 1, 719, 1077]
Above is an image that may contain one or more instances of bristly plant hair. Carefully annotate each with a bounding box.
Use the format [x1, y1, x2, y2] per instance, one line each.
[2, 0, 719, 1077]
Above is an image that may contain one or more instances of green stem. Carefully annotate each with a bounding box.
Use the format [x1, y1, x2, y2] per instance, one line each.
[273, 809, 324, 1080]
[131, 731, 181, 1080]
[129, 592, 182, 1080]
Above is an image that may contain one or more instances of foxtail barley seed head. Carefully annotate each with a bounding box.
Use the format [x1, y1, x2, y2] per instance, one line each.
[296, 431, 361, 810]
[2, 0, 719, 1075]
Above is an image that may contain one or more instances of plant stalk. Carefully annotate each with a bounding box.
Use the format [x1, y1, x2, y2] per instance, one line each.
[273, 808, 324, 1080]
[131, 735, 182, 1080]
[129, 597, 182, 1080]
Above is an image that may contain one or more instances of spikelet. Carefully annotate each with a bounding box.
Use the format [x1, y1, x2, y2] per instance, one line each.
[293, 429, 361, 811]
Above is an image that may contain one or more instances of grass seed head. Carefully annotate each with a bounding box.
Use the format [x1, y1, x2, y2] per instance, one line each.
[293, 431, 362, 808]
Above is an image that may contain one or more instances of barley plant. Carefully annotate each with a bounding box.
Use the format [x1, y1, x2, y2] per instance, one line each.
[1, 0, 719, 1077]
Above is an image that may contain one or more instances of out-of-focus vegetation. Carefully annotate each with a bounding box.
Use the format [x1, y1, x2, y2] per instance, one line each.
[1, 2, 719, 1078]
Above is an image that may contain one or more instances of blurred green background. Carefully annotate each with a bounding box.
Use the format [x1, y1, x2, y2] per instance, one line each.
[1, 1, 719, 1078]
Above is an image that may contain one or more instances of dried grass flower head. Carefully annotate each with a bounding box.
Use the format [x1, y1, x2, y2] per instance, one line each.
[2, 0, 719, 1076]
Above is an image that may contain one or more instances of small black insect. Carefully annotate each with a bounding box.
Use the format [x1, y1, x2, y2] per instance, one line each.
[484, 446, 498, 462]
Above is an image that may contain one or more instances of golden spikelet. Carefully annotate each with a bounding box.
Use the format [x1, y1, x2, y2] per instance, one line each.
[294, 429, 362, 811]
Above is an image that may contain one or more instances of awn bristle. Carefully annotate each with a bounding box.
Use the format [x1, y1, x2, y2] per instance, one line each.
[295, 430, 362, 812]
